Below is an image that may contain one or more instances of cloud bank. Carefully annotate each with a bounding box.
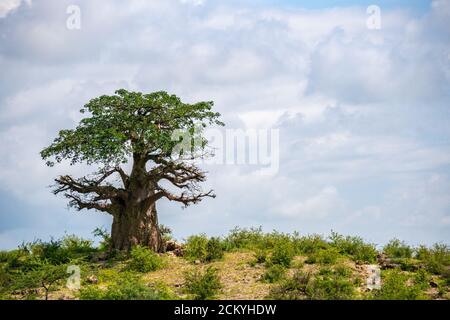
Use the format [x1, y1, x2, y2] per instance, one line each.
[0, 0, 449, 248]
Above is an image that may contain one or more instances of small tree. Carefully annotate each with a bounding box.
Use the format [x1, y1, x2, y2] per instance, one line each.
[14, 263, 68, 300]
[41, 90, 223, 251]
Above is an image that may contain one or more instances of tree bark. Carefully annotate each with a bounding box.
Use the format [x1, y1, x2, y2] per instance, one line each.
[110, 202, 163, 252]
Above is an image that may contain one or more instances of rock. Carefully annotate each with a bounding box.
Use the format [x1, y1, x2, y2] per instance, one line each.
[165, 240, 184, 254]
[174, 248, 185, 257]
[194, 259, 201, 265]
[377, 253, 400, 269]
[86, 275, 99, 284]
[91, 252, 109, 262]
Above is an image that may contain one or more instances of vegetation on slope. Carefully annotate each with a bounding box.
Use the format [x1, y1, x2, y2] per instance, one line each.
[0, 227, 449, 300]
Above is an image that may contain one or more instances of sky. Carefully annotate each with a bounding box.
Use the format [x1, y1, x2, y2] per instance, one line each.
[0, 0, 449, 249]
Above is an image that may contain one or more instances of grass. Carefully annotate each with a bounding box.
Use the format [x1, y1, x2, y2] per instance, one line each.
[0, 228, 448, 300]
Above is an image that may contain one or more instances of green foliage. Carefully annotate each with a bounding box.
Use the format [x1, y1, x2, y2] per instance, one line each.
[184, 267, 222, 300]
[328, 231, 377, 263]
[127, 246, 165, 273]
[61, 234, 94, 255]
[254, 249, 268, 264]
[79, 272, 172, 300]
[383, 239, 413, 259]
[416, 244, 450, 275]
[93, 227, 111, 252]
[371, 269, 428, 300]
[269, 266, 355, 300]
[184, 234, 224, 263]
[270, 242, 294, 268]
[306, 266, 355, 300]
[206, 237, 224, 262]
[293, 234, 329, 255]
[268, 270, 311, 300]
[20, 238, 71, 265]
[13, 262, 68, 300]
[262, 265, 286, 283]
[41, 90, 224, 167]
[224, 227, 265, 250]
[159, 224, 173, 242]
[305, 247, 341, 265]
[0, 266, 12, 294]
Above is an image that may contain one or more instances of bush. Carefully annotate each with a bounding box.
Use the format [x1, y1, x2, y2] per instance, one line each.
[13, 262, 68, 300]
[416, 244, 450, 275]
[127, 246, 165, 273]
[93, 227, 111, 252]
[307, 267, 355, 300]
[305, 247, 340, 265]
[270, 242, 294, 268]
[61, 234, 94, 256]
[383, 239, 413, 259]
[269, 270, 311, 300]
[184, 267, 222, 300]
[223, 227, 265, 250]
[206, 237, 224, 262]
[293, 234, 329, 255]
[371, 269, 428, 300]
[20, 238, 70, 265]
[328, 232, 378, 263]
[0, 266, 12, 293]
[79, 272, 172, 300]
[184, 235, 224, 263]
[262, 265, 286, 283]
[159, 224, 173, 242]
[254, 249, 268, 264]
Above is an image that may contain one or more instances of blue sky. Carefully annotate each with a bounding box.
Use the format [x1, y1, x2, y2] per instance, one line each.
[0, 0, 449, 249]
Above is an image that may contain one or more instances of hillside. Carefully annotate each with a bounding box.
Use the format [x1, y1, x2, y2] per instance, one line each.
[1, 227, 449, 300]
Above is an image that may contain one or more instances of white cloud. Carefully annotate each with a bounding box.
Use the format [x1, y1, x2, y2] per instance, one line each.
[0, 0, 449, 247]
[0, 0, 30, 18]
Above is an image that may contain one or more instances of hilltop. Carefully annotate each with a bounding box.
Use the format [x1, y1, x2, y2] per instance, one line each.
[1, 227, 449, 300]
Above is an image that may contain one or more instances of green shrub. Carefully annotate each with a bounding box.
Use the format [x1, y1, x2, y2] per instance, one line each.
[206, 237, 224, 262]
[79, 272, 172, 300]
[184, 267, 222, 300]
[416, 244, 450, 275]
[13, 262, 68, 300]
[391, 257, 421, 272]
[127, 246, 165, 273]
[60, 234, 94, 256]
[223, 227, 265, 250]
[371, 269, 428, 300]
[184, 235, 224, 263]
[328, 232, 378, 263]
[270, 242, 294, 268]
[93, 227, 112, 252]
[0, 266, 12, 293]
[307, 267, 355, 300]
[293, 234, 329, 255]
[2, 249, 27, 269]
[268, 270, 311, 300]
[23, 238, 71, 265]
[383, 239, 413, 259]
[159, 224, 173, 242]
[254, 249, 267, 264]
[262, 265, 286, 283]
[305, 247, 340, 265]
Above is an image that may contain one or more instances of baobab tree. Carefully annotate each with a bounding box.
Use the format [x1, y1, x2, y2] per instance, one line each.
[41, 89, 223, 252]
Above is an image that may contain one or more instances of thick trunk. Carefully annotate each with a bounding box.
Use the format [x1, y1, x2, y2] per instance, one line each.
[110, 202, 163, 252]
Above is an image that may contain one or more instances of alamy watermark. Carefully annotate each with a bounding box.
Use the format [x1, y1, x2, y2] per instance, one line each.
[366, 5, 381, 30]
[366, 265, 381, 290]
[66, 5, 81, 30]
[171, 127, 280, 175]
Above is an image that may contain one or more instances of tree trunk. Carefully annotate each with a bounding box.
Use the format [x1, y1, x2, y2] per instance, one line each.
[110, 202, 163, 252]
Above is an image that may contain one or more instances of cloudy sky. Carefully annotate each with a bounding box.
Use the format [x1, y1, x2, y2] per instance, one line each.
[0, 0, 449, 249]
